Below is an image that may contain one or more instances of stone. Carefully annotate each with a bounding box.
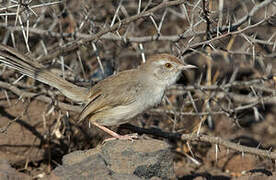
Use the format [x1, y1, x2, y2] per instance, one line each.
[48, 138, 174, 179]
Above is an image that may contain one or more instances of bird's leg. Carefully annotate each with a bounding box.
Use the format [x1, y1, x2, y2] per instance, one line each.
[92, 122, 138, 142]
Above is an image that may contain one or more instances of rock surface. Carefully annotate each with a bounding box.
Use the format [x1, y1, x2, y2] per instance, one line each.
[0, 159, 30, 180]
[48, 138, 174, 179]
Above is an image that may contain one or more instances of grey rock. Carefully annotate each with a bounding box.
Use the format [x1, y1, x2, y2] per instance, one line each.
[0, 159, 30, 180]
[49, 138, 174, 180]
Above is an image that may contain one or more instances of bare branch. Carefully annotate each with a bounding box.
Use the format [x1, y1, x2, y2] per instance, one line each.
[180, 134, 276, 159]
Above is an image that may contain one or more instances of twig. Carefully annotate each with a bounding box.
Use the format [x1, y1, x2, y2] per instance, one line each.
[202, 0, 211, 39]
[37, 0, 187, 62]
[0, 116, 19, 133]
[171, 76, 275, 93]
[120, 124, 276, 159]
[180, 133, 276, 159]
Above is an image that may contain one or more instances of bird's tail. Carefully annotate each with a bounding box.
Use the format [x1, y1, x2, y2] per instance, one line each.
[0, 44, 88, 102]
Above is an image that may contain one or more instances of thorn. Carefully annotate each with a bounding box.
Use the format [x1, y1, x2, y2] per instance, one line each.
[186, 142, 194, 158]
[184, 153, 201, 166]
[256, 142, 261, 149]
[215, 144, 218, 163]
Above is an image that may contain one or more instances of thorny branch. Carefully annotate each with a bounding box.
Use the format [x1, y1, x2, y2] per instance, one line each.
[0, 0, 276, 167]
[35, 0, 187, 62]
[180, 133, 276, 159]
[121, 124, 276, 159]
[0, 75, 275, 116]
[0, 0, 274, 49]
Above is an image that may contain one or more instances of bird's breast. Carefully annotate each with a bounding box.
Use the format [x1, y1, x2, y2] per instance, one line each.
[138, 85, 165, 109]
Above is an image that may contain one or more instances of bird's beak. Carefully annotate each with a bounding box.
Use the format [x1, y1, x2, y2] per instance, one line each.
[179, 64, 197, 70]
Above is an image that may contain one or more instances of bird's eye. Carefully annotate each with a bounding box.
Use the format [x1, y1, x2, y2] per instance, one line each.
[165, 63, 172, 68]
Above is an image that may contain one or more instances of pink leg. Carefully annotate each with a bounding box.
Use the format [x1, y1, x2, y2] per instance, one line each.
[93, 122, 138, 142]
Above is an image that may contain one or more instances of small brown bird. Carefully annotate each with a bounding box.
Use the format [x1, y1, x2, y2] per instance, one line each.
[0, 44, 196, 140]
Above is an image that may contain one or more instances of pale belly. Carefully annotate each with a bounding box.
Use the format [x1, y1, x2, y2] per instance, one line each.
[95, 87, 165, 126]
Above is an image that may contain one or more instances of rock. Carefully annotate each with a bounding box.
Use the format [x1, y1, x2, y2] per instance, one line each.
[0, 159, 30, 180]
[48, 138, 174, 179]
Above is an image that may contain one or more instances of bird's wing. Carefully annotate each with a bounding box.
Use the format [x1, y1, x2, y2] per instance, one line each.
[78, 70, 140, 122]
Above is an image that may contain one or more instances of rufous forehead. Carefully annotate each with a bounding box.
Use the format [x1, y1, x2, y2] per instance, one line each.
[147, 54, 183, 64]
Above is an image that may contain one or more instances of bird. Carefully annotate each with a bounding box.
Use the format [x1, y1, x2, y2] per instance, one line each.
[0, 44, 196, 140]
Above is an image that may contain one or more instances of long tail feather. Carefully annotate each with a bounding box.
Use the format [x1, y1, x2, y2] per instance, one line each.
[0, 44, 88, 102]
